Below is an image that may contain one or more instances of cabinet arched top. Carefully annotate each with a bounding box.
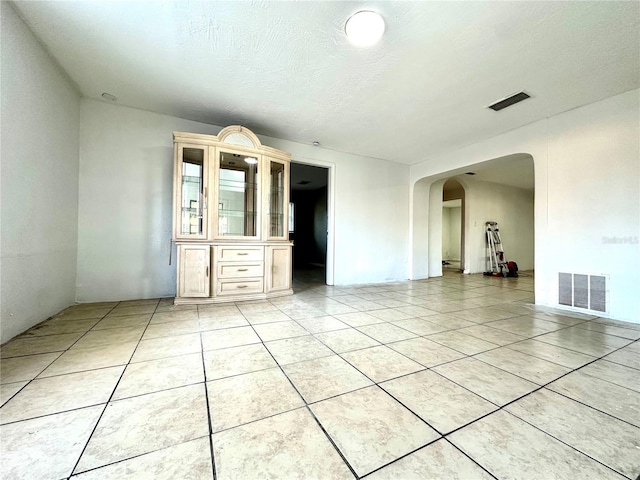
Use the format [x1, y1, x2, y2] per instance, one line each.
[217, 125, 262, 149]
[173, 126, 290, 160]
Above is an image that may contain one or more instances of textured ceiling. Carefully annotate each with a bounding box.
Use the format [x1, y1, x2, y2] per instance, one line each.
[12, 1, 640, 166]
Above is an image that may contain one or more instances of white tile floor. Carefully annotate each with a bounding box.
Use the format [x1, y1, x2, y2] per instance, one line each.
[1, 271, 639, 479]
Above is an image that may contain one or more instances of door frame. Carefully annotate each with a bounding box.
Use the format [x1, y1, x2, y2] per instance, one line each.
[290, 159, 335, 286]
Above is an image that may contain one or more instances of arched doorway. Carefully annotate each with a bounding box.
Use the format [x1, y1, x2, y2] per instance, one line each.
[411, 154, 534, 280]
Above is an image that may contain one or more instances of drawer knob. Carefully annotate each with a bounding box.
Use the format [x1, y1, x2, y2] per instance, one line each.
[237, 285, 248, 289]
[237, 253, 249, 256]
[238, 268, 249, 272]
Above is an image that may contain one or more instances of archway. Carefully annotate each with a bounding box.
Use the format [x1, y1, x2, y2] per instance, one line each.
[411, 153, 534, 280]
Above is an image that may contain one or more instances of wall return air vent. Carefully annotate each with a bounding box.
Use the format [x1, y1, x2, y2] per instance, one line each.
[488, 92, 530, 111]
[558, 273, 608, 314]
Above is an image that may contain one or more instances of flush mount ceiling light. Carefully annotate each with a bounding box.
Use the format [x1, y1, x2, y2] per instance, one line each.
[345, 11, 385, 47]
[244, 157, 258, 165]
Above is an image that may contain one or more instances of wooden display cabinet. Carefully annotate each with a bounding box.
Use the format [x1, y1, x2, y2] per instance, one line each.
[172, 126, 293, 304]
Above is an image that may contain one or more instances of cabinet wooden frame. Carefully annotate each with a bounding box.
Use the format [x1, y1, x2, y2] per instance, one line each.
[173, 143, 210, 240]
[172, 126, 293, 305]
[212, 145, 262, 241]
[263, 156, 290, 241]
[266, 244, 293, 293]
[177, 244, 211, 297]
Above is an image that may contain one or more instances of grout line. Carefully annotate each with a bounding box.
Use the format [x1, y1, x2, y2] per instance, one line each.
[65, 435, 211, 479]
[252, 316, 488, 478]
[426, 337, 640, 466]
[241, 316, 360, 479]
[499, 409, 635, 479]
[528, 333, 635, 358]
[544, 386, 640, 430]
[0, 353, 65, 407]
[442, 438, 501, 480]
[2, 311, 170, 422]
[330, 322, 636, 476]
[0, 401, 116, 428]
[0, 302, 120, 416]
[303, 406, 360, 479]
[198, 330, 217, 480]
[205, 403, 306, 436]
[67, 299, 159, 477]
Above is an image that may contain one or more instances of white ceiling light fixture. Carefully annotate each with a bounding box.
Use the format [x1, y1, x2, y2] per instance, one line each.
[244, 157, 258, 165]
[345, 10, 385, 47]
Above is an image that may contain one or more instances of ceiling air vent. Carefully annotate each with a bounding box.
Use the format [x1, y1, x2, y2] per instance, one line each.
[559, 273, 608, 313]
[488, 92, 530, 111]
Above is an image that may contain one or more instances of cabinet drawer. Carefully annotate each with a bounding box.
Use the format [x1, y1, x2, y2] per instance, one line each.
[218, 263, 263, 278]
[217, 246, 264, 262]
[217, 278, 264, 296]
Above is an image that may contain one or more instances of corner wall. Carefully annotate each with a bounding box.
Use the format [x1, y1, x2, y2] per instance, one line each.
[411, 89, 639, 323]
[1, 3, 81, 343]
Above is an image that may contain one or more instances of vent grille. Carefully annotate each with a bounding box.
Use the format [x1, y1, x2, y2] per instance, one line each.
[488, 92, 530, 111]
[559, 273, 608, 313]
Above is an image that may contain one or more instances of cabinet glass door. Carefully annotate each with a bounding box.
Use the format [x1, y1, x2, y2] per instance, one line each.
[268, 160, 287, 238]
[177, 145, 207, 239]
[218, 151, 258, 238]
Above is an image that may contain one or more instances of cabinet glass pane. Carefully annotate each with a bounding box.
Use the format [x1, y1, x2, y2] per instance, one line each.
[181, 148, 204, 236]
[219, 152, 258, 236]
[269, 161, 285, 237]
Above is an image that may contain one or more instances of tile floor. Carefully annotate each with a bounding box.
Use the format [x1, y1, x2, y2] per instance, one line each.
[1, 271, 639, 479]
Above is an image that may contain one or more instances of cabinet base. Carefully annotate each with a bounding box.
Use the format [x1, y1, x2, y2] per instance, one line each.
[174, 289, 293, 305]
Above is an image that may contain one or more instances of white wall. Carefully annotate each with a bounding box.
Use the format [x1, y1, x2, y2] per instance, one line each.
[77, 100, 409, 301]
[411, 179, 431, 279]
[465, 180, 534, 273]
[76, 101, 217, 302]
[442, 208, 451, 259]
[1, 3, 80, 343]
[411, 89, 639, 323]
[442, 205, 462, 261]
[449, 207, 462, 261]
[545, 91, 639, 321]
[427, 179, 446, 277]
[258, 130, 410, 286]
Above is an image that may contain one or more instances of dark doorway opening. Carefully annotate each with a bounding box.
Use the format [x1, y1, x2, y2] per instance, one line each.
[290, 163, 328, 287]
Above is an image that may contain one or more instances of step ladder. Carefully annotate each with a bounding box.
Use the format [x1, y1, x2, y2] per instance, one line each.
[485, 221, 508, 277]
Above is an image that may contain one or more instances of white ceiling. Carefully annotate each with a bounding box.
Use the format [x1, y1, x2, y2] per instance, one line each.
[13, 1, 639, 166]
[464, 153, 535, 190]
[439, 153, 534, 191]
